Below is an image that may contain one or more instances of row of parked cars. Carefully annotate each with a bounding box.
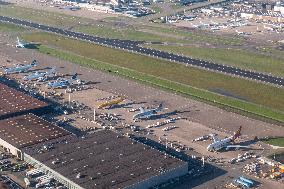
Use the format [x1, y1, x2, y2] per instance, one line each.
[0, 151, 66, 189]
[25, 168, 67, 189]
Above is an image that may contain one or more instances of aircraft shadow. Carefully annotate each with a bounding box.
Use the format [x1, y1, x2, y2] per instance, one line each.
[25, 44, 40, 49]
[26, 68, 48, 73]
[149, 110, 178, 120]
[112, 101, 144, 109]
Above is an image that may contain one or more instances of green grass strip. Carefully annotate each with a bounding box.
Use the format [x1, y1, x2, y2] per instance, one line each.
[264, 137, 284, 147]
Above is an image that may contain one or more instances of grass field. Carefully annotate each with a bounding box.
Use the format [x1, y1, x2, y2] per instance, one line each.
[264, 138, 284, 147]
[0, 22, 26, 32]
[21, 32, 284, 122]
[0, 4, 92, 27]
[145, 44, 284, 77]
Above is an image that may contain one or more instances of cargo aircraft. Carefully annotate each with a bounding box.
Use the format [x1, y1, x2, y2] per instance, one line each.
[16, 37, 35, 48]
[3, 60, 37, 74]
[133, 104, 163, 120]
[47, 73, 78, 88]
[207, 126, 248, 151]
[23, 67, 56, 81]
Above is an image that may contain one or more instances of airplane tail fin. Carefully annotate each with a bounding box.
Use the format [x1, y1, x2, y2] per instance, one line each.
[139, 107, 145, 113]
[71, 73, 78, 80]
[232, 126, 242, 141]
[157, 103, 163, 111]
[49, 67, 56, 74]
[31, 60, 37, 66]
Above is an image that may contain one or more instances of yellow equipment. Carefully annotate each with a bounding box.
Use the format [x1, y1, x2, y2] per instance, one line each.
[97, 97, 124, 109]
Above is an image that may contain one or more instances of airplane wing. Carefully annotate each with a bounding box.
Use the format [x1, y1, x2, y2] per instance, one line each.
[225, 145, 249, 150]
[139, 107, 145, 113]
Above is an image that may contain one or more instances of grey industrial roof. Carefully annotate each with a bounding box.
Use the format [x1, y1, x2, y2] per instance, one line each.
[0, 114, 70, 148]
[0, 83, 48, 118]
[24, 130, 187, 189]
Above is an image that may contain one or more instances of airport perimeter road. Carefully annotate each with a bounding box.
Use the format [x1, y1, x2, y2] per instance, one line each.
[1, 16, 284, 87]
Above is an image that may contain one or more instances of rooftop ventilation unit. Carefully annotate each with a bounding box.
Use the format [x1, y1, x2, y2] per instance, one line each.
[76, 173, 82, 179]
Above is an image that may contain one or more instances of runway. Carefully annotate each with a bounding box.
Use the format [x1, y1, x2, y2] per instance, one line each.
[1, 15, 283, 87]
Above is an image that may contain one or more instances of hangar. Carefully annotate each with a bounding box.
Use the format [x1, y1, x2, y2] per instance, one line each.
[0, 114, 70, 159]
[23, 130, 188, 189]
[0, 82, 50, 120]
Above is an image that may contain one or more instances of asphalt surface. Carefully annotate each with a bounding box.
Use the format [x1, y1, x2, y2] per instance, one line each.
[1, 16, 284, 87]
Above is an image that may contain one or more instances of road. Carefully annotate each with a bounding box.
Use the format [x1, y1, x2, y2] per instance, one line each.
[0, 15, 283, 87]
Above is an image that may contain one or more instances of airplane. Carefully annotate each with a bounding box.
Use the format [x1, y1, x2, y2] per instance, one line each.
[207, 126, 247, 152]
[3, 60, 37, 74]
[47, 73, 78, 89]
[133, 104, 163, 120]
[23, 67, 56, 81]
[16, 37, 35, 48]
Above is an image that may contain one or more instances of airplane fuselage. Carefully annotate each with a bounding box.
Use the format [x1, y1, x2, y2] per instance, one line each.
[207, 137, 232, 152]
[4, 65, 33, 74]
[16, 43, 25, 48]
[24, 72, 46, 80]
[133, 109, 157, 120]
[47, 80, 69, 88]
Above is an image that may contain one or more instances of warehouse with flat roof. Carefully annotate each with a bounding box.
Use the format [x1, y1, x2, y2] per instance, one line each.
[0, 114, 70, 159]
[23, 130, 188, 189]
[0, 82, 50, 120]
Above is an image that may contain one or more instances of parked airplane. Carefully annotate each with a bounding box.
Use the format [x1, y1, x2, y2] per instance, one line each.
[3, 60, 37, 74]
[47, 73, 78, 88]
[16, 37, 35, 48]
[23, 67, 56, 81]
[133, 104, 163, 120]
[207, 126, 247, 152]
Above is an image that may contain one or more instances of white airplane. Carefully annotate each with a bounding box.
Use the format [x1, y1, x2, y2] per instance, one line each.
[3, 60, 37, 74]
[207, 126, 247, 152]
[133, 104, 163, 120]
[16, 37, 34, 48]
[47, 73, 78, 89]
[23, 67, 56, 81]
